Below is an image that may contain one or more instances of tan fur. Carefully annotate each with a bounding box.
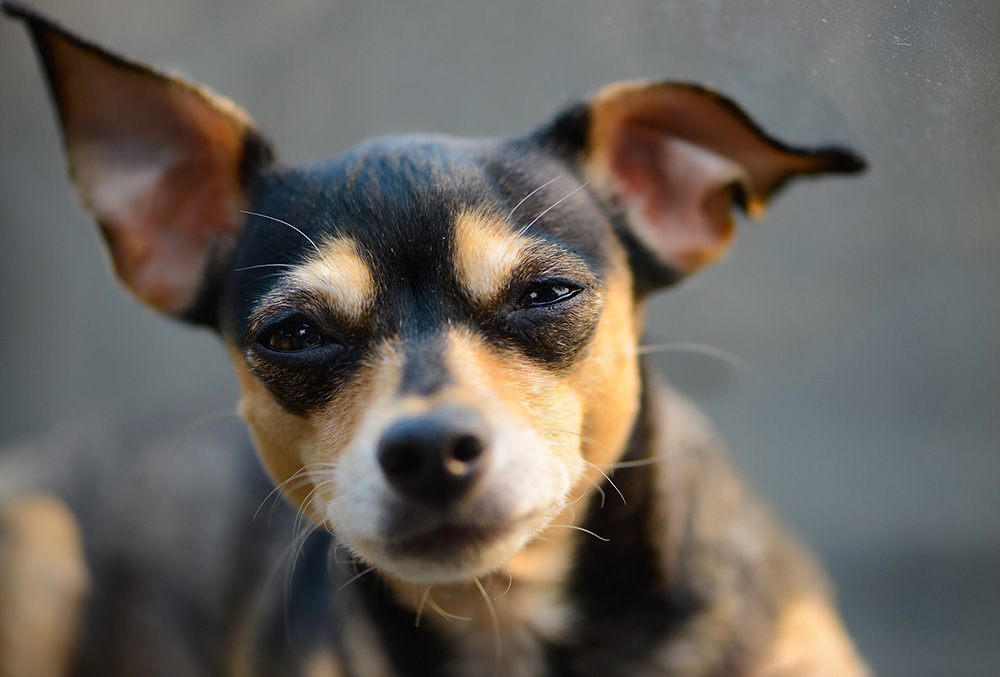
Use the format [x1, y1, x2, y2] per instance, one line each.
[755, 597, 870, 677]
[303, 648, 347, 677]
[252, 236, 375, 325]
[451, 209, 641, 493]
[0, 494, 90, 677]
[229, 342, 384, 521]
[453, 210, 532, 304]
[326, 329, 580, 585]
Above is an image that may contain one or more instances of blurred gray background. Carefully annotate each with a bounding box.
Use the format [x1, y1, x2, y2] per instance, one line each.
[1, 0, 997, 674]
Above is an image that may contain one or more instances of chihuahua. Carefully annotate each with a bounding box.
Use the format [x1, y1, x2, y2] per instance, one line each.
[0, 4, 870, 676]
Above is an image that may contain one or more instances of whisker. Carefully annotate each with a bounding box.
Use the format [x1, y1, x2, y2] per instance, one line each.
[564, 475, 605, 510]
[593, 479, 607, 509]
[253, 463, 337, 523]
[474, 577, 502, 664]
[330, 543, 355, 577]
[240, 210, 322, 256]
[518, 181, 591, 235]
[415, 587, 432, 627]
[272, 520, 320, 654]
[495, 565, 514, 600]
[637, 341, 752, 373]
[291, 481, 330, 548]
[549, 524, 610, 542]
[287, 482, 332, 591]
[506, 175, 562, 222]
[179, 407, 239, 432]
[234, 263, 297, 272]
[552, 428, 614, 461]
[425, 595, 472, 622]
[612, 455, 672, 469]
[337, 564, 376, 592]
[582, 460, 626, 506]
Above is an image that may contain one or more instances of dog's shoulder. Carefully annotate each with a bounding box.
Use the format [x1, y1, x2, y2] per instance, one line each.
[643, 381, 869, 676]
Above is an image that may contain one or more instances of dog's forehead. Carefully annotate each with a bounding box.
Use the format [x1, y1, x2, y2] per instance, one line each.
[255, 135, 605, 252]
[229, 135, 612, 327]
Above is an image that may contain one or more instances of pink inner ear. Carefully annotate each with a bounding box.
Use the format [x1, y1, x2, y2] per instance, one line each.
[39, 28, 250, 315]
[610, 125, 747, 274]
[72, 94, 247, 314]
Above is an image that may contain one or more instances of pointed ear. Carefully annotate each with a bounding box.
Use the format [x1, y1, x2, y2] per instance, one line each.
[533, 80, 865, 286]
[4, 3, 274, 322]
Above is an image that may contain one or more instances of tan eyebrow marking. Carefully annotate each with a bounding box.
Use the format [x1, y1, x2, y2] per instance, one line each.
[453, 211, 532, 303]
[270, 236, 375, 320]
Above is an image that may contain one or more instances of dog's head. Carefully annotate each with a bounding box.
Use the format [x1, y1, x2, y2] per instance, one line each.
[9, 6, 863, 584]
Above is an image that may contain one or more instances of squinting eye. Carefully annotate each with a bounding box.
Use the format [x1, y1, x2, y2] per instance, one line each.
[261, 320, 327, 352]
[521, 284, 580, 308]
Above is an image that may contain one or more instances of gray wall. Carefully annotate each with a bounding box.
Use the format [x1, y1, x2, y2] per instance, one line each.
[1, 1, 997, 674]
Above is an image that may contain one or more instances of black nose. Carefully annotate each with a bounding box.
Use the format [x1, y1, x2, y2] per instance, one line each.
[377, 406, 490, 506]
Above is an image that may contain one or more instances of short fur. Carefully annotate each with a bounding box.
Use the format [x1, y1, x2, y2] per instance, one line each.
[1, 4, 870, 676]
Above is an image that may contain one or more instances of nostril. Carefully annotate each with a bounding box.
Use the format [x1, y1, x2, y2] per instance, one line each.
[450, 433, 484, 464]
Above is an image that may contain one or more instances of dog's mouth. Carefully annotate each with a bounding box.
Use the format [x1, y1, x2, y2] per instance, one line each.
[351, 510, 543, 583]
[386, 521, 515, 558]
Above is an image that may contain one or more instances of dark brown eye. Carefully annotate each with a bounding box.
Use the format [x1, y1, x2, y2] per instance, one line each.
[521, 283, 580, 308]
[261, 320, 327, 352]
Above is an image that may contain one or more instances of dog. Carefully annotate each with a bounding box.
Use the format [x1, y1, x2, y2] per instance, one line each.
[0, 4, 871, 676]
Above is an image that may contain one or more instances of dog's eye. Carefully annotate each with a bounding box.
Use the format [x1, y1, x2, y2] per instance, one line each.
[261, 320, 327, 352]
[521, 283, 580, 308]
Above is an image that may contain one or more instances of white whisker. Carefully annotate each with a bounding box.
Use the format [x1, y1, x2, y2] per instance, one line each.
[564, 475, 605, 510]
[637, 341, 752, 373]
[252, 463, 337, 524]
[415, 587, 432, 627]
[495, 565, 514, 600]
[583, 460, 626, 506]
[241, 210, 322, 256]
[425, 595, 472, 622]
[474, 577, 502, 664]
[179, 407, 239, 432]
[550, 524, 610, 542]
[506, 175, 562, 222]
[518, 180, 591, 234]
[613, 455, 672, 469]
[337, 565, 376, 592]
[234, 263, 297, 272]
[552, 428, 614, 460]
[331, 543, 355, 577]
[286, 481, 333, 599]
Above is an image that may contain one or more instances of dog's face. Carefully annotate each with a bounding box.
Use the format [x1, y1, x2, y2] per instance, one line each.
[224, 138, 642, 582]
[10, 7, 862, 584]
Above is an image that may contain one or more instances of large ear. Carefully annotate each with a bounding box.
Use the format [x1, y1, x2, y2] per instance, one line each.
[532, 80, 865, 288]
[3, 3, 274, 322]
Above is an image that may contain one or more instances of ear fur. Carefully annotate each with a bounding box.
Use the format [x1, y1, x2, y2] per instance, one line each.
[3, 3, 274, 323]
[533, 80, 865, 288]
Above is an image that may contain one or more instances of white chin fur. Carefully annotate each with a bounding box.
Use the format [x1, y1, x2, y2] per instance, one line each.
[350, 521, 541, 585]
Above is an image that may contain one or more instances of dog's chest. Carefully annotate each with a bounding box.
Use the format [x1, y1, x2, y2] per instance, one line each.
[435, 582, 572, 677]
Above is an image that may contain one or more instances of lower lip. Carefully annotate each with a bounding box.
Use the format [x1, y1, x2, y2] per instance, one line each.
[387, 522, 515, 558]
